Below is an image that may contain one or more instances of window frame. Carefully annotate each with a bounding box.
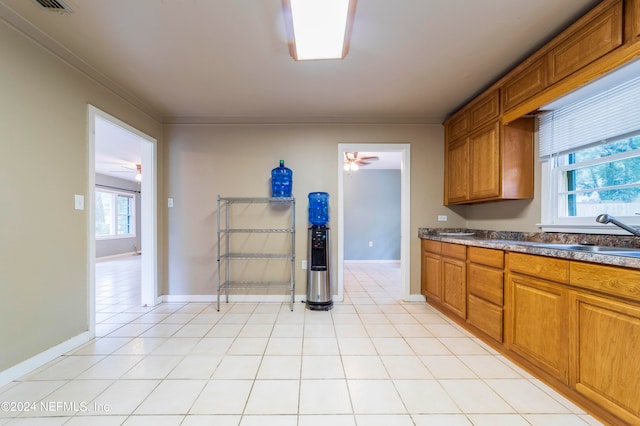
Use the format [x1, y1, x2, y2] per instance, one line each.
[95, 188, 137, 240]
[540, 141, 640, 234]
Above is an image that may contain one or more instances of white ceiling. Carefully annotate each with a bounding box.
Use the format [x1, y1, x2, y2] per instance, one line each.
[94, 116, 143, 181]
[0, 0, 601, 179]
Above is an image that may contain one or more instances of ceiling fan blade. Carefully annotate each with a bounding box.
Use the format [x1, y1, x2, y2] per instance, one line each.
[359, 156, 379, 161]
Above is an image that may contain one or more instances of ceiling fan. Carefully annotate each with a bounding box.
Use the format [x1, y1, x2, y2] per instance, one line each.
[108, 163, 142, 182]
[344, 152, 379, 171]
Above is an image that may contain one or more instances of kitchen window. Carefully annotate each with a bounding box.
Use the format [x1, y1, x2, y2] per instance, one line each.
[95, 189, 136, 238]
[539, 61, 640, 233]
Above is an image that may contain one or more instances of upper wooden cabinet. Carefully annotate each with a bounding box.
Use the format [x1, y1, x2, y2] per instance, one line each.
[547, 0, 623, 84]
[443, 0, 640, 196]
[631, 0, 640, 39]
[446, 138, 469, 204]
[469, 89, 500, 128]
[502, 57, 548, 112]
[444, 117, 533, 205]
[445, 112, 469, 142]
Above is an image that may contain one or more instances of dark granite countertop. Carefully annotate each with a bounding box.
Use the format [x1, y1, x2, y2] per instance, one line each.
[418, 228, 640, 270]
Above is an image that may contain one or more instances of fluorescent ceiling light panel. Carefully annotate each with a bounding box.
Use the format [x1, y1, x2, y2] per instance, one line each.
[286, 0, 355, 61]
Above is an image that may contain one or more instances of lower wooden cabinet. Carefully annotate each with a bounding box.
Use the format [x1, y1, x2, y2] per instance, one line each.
[442, 255, 466, 318]
[421, 239, 640, 424]
[467, 246, 504, 341]
[569, 291, 640, 424]
[421, 240, 466, 319]
[421, 240, 442, 302]
[506, 271, 569, 384]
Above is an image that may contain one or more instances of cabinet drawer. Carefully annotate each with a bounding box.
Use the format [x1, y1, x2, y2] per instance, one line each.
[508, 252, 569, 283]
[468, 246, 504, 268]
[442, 242, 466, 260]
[570, 261, 640, 301]
[502, 57, 547, 111]
[446, 112, 469, 141]
[468, 263, 503, 305]
[469, 89, 500, 128]
[547, 0, 623, 83]
[468, 294, 503, 342]
[422, 239, 442, 254]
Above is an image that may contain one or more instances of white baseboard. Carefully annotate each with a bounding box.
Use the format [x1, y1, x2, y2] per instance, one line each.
[0, 330, 93, 388]
[96, 252, 138, 260]
[343, 259, 400, 264]
[404, 294, 426, 302]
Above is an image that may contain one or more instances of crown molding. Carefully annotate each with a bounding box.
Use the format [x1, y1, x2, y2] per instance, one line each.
[0, 1, 162, 122]
[162, 115, 444, 126]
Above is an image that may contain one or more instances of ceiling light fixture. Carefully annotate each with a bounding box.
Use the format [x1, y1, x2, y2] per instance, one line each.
[282, 0, 357, 61]
[135, 164, 142, 182]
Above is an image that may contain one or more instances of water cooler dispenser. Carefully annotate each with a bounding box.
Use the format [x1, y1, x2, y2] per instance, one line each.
[306, 192, 333, 311]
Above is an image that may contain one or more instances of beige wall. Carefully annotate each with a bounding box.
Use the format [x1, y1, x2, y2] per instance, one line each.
[162, 123, 462, 297]
[0, 21, 162, 371]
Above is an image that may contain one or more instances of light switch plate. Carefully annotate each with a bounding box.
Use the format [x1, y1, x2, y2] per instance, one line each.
[301, 260, 307, 270]
[74, 194, 84, 210]
[168, 198, 174, 208]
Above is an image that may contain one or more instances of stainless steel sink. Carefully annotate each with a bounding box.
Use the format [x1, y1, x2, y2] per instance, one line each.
[533, 243, 640, 256]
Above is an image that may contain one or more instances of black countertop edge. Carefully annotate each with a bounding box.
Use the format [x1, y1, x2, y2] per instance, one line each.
[418, 228, 640, 270]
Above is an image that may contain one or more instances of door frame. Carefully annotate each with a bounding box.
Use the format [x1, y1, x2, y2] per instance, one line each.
[337, 143, 411, 301]
[87, 105, 159, 334]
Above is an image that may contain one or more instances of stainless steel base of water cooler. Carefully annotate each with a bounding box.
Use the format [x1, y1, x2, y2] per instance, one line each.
[306, 270, 333, 311]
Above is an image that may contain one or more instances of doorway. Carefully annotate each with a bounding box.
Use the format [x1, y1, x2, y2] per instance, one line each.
[337, 143, 411, 301]
[88, 105, 158, 334]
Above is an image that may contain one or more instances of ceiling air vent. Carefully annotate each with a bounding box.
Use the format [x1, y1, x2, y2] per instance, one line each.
[33, 0, 73, 13]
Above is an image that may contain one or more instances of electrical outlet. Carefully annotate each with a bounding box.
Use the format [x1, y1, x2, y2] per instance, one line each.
[438, 215, 448, 221]
[168, 198, 174, 208]
[369, 241, 373, 247]
[301, 260, 307, 270]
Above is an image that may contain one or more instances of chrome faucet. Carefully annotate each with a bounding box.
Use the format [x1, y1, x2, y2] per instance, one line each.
[595, 214, 640, 237]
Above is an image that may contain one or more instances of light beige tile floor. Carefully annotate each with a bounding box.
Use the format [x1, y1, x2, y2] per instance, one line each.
[0, 257, 604, 425]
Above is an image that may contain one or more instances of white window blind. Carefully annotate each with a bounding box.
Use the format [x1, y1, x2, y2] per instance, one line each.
[539, 73, 640, 159]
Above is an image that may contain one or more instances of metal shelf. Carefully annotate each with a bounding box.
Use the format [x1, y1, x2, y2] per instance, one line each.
[219, 197, 295, 203]
[217, 195, 295, 311]
[221, 228, 294, 234]
[220, 281, 293, 289]
[220, 253, 293, 260]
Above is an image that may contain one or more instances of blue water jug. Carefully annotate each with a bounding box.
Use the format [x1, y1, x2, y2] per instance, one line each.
[308, 192, 329, 225]
[271, 160, 292, 198]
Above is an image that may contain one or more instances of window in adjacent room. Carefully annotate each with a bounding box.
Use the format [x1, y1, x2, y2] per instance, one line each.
[95, 189, 135, 238]
[539, 60, 640, 233]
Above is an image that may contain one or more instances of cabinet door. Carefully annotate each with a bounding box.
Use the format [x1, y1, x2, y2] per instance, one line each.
[569, 292, 640, 425]
[446, 138, 469, 204]
[507, 273, 569, 383]
[443, 257, 466, 319]
[547, 0, 623, 83]
[469, 89, 500, 129]
[469, 122, 500, 201]
[446, 112, 469, 142]
[424, 252, 442, 303]
[632, 0, 640, 39]
[503, 57, 548, 112]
